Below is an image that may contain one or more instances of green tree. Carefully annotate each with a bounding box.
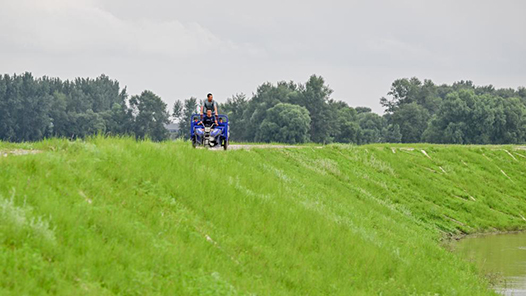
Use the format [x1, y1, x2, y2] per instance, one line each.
[518, 87, 526, 102]
[256, 103, 311, 144]
[49, 91, 69, 137]
[420, 89, 520, 144]
[103, 88, 133, 136]
[329, 102, 360, 144]
[181, 97, 198, 139]
[357, 112, 386, 144]
[242, 81, 300, 141]
[355, 106, 372, 114]
[221, 93, 248, 141]
[130, 91, 170, 141]
[390, 103, 430, 143]
[423, 91, 472, 144]
[380, 78, 422, 112]
[382, 124, 402, 143]
[73, 109, 106, 138]
[172, 100, 183, 122]
[381, 78, 440, 115]
[0, 75, 17, 140]
[104, 102, 133, 136]
[8, 73, 53, 141]
[491, 97, 526, 144]
[295, 75, 333, 143]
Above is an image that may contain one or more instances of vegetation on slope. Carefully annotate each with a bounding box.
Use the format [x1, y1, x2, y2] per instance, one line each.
[1, 138, 526, 295]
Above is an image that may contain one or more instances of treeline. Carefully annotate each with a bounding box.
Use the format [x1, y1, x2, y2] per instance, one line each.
[0, 73, 170, 142]
[2, 73, 526, 144]
[381, 78, 526, 144]
[174, 75, 526, 144]
[173, 76, 403, 144]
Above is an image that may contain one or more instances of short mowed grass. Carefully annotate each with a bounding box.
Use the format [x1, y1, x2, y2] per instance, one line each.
[1, 138, 525, 295]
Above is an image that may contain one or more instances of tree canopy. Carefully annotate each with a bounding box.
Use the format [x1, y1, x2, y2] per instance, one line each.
[0, 73, 169, 142]
[2, 72, 525, 145]
[256, 103, 311, 144]
[381, 77, 526, 144]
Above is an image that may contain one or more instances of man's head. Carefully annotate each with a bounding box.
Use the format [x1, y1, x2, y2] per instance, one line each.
[207, 93, 213, 102]
[206, 109, 212, 117]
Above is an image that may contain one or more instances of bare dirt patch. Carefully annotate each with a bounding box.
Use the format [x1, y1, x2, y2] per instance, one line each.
[1, 149, 42, 157]
[228, 144, 306, 150]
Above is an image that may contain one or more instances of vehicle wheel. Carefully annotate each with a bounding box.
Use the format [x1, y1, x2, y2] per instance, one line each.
[223, 139, 228, 151]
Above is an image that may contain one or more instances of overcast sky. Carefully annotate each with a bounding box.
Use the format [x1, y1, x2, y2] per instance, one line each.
[1, 0, 525, 113]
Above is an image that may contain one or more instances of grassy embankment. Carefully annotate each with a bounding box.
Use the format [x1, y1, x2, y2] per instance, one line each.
[1, 137, 526, 295]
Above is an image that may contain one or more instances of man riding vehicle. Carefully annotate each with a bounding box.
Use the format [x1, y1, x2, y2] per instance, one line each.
[198, 109, 218, 127]
[191, 108, 229, 150]
[201, 93, 218, 119]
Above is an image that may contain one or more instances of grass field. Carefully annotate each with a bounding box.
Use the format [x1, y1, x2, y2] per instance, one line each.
[1, 137, 526, 295]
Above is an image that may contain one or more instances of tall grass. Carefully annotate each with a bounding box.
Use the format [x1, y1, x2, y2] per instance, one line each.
[1, 137, 525, 295]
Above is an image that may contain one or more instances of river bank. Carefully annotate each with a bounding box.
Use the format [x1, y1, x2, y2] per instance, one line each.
[1, 137, 525, 294]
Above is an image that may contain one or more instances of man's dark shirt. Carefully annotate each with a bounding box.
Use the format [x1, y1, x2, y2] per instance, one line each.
[202, 115, 216, 126]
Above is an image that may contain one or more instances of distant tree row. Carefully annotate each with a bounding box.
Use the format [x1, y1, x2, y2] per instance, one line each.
[0, 73, 170, 142]
[173, 75, 403, 144]
[381, 78, 526, 144]
[174, 75, 526, 144]
[2, 73, 526, 144]
[226, 76, 526, 144]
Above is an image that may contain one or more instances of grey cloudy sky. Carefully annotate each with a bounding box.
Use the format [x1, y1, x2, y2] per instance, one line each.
[1, 0, 525, 113]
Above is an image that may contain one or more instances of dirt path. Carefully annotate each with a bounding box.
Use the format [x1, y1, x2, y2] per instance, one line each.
[200, 144, 320, 151]
[1, 149, 42, 157]
[228, 144, 308, 150]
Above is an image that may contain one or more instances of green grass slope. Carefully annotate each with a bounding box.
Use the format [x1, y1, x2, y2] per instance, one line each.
[1, 138, 526, 295]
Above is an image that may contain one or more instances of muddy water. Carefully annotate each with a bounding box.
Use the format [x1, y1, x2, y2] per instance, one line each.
[454, 232, 526, 295]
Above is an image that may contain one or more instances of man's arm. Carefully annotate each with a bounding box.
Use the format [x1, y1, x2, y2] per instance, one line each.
[200, 105, 204, 117]
[214, 102, 218, 117]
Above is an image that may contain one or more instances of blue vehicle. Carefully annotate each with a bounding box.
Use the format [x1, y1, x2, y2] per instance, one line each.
[190, 114, 229, 150]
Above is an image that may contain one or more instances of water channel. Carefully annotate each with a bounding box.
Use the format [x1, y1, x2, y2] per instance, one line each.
[453, 232, 526, 295]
